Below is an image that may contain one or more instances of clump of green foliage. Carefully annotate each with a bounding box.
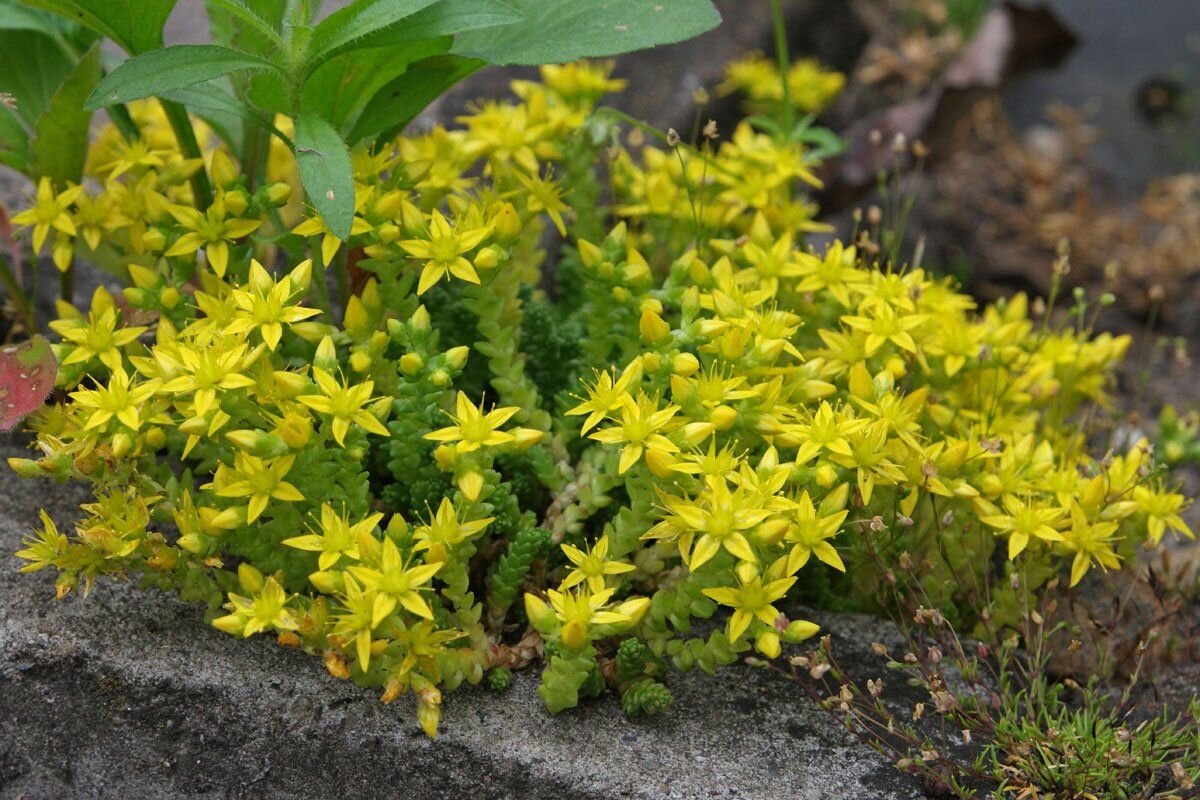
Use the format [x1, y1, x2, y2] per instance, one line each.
[2, 0, 1194, 754]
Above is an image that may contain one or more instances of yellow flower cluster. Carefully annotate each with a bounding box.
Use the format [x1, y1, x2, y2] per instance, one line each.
[570, 230, 1189, 647]
[718, 52, 846, 115]
[10, 60, 1191, 733]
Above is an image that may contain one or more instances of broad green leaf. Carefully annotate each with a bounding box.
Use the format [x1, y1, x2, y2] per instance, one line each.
[301, 38, 450, 133]
[85, 44, 281, 110]
[452, 0, 721, 65]
[30, 43, 101, 184]
[348, 54, 483, 144]
[19, 0, 178, 54]
[343, 0, 521, 51]
[0, 1, 100, 51]
[0, 28, 77, 129]
[293, 112, 355, 239]
[0, 108, 28, 171]
[0, 3, 63, 36]
[303, 0, 441, 72]
[0, 24, 77, 172]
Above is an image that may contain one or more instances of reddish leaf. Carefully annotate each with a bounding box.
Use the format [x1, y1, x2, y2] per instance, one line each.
[0, 335, 57, 431]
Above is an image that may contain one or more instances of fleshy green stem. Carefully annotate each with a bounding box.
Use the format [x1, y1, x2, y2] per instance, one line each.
[160, 99, 214, 209]
[107, 103, 140, 143]
[769, 0, 794, 134]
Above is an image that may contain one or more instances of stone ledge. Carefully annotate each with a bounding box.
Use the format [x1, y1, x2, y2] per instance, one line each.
[0, 443, 921, 800]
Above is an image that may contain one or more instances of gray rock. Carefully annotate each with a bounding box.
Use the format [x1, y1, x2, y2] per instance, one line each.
[0, 442, 921, 800]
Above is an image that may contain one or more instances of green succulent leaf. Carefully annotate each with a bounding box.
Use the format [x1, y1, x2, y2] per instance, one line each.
[85, 44, 282, 111]
[18, 0, 178, 54]
[30, 42, 101, 184]
[452, 0, 721, 65]
[293, 111, 355, 239]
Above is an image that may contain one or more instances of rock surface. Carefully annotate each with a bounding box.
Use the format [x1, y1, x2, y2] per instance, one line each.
[0, 442, 922, 800]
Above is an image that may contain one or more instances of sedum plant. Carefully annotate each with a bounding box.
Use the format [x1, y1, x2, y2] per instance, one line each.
[4, 8, 1193, 738]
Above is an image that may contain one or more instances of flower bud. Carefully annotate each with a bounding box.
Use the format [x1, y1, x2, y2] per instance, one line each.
[177, 533, 206, 554]
[458, 470, 484, 501]
[314, 336, 338, 370]
[614, 596, 650, 626]
[6, 458, 43, 478]
[433, 444, 457, 469]
[206, 505, 247, 531]
[783, 619, 820, 643]
[680, 421, 716, 445]
[755, 630, 782, 659]
[142, 228, 167, 252]
[494, 202, 522, 241]
[275, 413, 313, 449]
[210, 150, 239, 189]
[223, 189, 250, 218]
[265, 182, 292, 206]
[410, 305, 431, 333]
[474, 245, 501, 270]
[510, 428, 545, 450]
[814, 463, 837, 488]
[672, 352, 700, 376]
[399, 352, 424, 375]
[349, 350, 372, 373]
[577, 238, 603, 269]
[444, 346, 470, 370]
[288, 259, 313, 291]
[524, 593, 557, 634]
[639, 308, 671, 343]
[238, 562, 265, 593]
[376, 222, 400, 244]
[308, 570, 344, 594]
[709, 405, 738, 430]
[110, 431, 133, 458]
[645, 447, 677, 478]
[273, 370, 309, 397]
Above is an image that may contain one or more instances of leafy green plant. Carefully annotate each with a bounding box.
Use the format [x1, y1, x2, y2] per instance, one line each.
[2, 0, 1194, 754]
[0, 0, 719, 332]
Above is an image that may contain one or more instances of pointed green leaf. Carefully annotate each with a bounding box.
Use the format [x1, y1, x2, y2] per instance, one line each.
[452, 0, 720, 65]
[302, 38, 449, 132]
[303, 0, 441, 72]
[294, 112, 354, 239]
[85, 44, 282, 110]
[18, 0, 178, 54]
[341, 0, 521, 51]
[30, 43, 101, 184]
[347, 54, 483, 144]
